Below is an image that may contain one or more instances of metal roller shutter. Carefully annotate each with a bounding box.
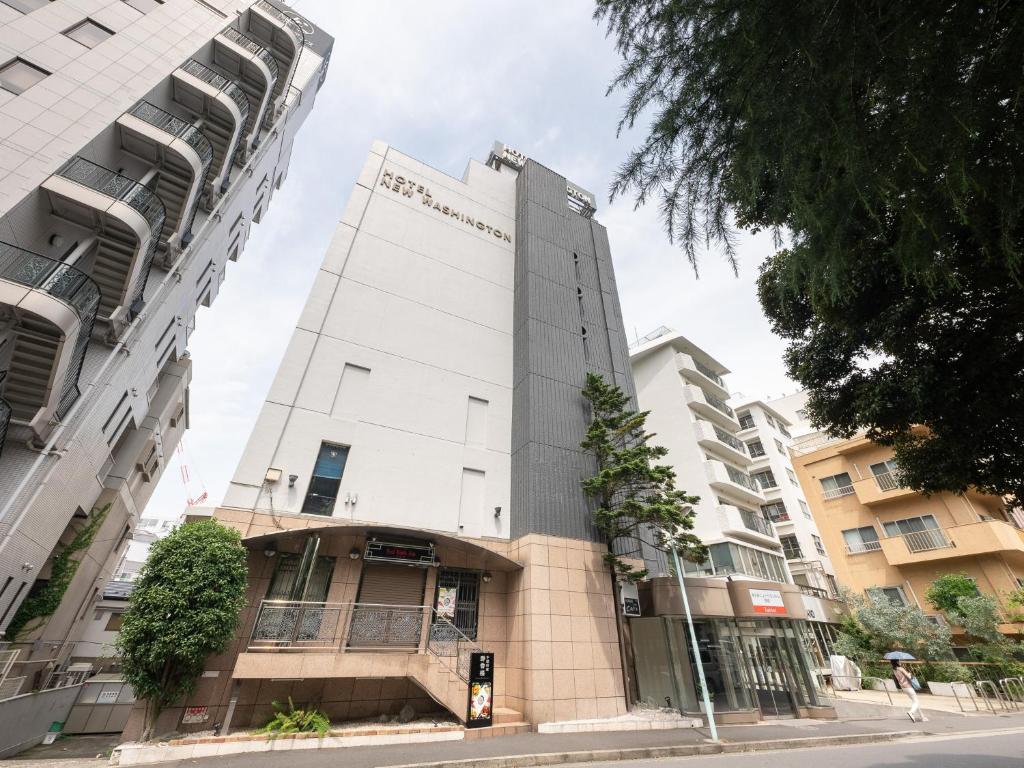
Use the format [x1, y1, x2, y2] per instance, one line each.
[356, 564, 427, 606]
[348, 565, 428, 649]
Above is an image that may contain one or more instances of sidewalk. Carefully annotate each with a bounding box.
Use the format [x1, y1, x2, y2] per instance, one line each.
[6, 707, 1024, 768]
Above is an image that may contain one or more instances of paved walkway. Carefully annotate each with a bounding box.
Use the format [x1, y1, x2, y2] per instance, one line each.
[5, 707, 1024, 768]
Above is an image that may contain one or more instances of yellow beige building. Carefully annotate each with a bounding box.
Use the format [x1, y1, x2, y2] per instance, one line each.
[791, 435, 1024, 642]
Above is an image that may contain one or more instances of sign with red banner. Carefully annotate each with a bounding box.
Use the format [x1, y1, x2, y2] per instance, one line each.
[749, 588, 787, 615]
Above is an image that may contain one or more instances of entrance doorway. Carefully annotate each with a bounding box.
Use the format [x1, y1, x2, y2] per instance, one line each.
[432, 568, 481, 639]
[741, 632, 796, 717]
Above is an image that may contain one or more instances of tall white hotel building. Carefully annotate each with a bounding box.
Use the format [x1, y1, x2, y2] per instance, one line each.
[0, 0, 331, 692]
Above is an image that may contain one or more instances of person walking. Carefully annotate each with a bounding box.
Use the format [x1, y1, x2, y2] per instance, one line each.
[891, 659, 925, 722]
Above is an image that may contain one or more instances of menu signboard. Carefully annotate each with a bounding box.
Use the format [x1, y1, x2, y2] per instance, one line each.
[466, 651, 495, 728]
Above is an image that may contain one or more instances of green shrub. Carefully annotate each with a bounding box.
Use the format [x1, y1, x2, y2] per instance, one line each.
[919, 662, 973, 683]
[259, 698, 330, 739]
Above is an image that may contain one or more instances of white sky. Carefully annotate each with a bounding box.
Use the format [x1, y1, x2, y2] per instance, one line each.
[145, 0, 799, 518]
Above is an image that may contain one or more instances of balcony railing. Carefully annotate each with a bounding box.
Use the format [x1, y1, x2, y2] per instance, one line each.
[895, 528, 953, 554]
[737, 507, 775, 537]
[0, 242, 100, 418]
[712, 424, 746, 453]
[128, 101, 213, 243]
[180, 59, 250, 166]
[873, 471, 900, 492]
[823, 485, 855, 500]
[254, 0, 306, 111]
[725, 464, 761, 493]
[693, 359, 723, 387]
[222, 26, 280, 81]
[250, 601, 430, 651]
[0, 384, 10, 459]
[845, 539, 882, 554]
[797, 584, 830, 600]
[704, 391, 734, 418]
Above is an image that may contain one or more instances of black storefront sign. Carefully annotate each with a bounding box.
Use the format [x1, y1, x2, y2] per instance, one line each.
[363, 540, 437, 566]
[466, 651, 494, 728]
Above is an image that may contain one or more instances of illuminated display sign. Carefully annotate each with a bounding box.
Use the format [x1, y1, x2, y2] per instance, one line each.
[364, 540, 438, 566]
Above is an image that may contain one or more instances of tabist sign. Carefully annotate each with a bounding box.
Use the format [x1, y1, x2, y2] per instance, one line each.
[749, 588, 787, 615]
[466, 651, 494, 729]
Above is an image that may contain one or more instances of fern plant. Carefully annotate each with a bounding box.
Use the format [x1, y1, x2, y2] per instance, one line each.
[259, 698, 330, 739]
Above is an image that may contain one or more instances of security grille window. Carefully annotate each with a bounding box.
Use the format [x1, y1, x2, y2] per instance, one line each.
[433, 568, 481, 640]
[826, 574, 840, 597]
[752, 469, 777, 489]
[774, 438, 785, 454]
[786, 467, 799, 486]
[0, 58, 49, 94]
[761, 501, 789, 522]
[820, 472, 854, 498]
[764, 413, 776, 428]
[738, 411, 755, 430]
[881, 514, 939, 538]
[301, 442, 349, 515]
[812, 534, 826, 556]
[867, 586, 908, 606]
[799, 499, 812, 519]
[780, 535, 803, 560]
[777, 422, 791, 438]
[746, 439, 766, 458]
[842, 525, 880, 554]
[64, 19, 114, 48]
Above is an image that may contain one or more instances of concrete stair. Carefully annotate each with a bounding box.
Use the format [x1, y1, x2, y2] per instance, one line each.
[464, 707, 531, 740]
[409, 652, 470, 723]
[91, 226, 139, 320]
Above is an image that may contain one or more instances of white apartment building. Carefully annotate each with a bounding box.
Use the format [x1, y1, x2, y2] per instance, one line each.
[0, 0, 332, 693]
[734, 400, 839, 601]
[628, 328, 788, 583]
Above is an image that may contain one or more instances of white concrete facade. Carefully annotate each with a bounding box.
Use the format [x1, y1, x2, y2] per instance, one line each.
[734, 400, 838, 599]
[0, 0, 331, 683]
[223, 142, 518, 540]
[628, 328, 790, 584]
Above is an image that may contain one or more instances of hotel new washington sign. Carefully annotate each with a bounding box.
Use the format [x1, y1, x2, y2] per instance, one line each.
[379, 168, 512, 245]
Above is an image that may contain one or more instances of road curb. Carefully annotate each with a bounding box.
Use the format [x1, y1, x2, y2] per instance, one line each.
[386, 730, 919, 768]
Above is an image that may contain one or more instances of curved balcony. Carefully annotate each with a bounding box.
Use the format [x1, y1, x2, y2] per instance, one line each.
[705, 458, 765, 507]
[676, 352, 729, 401]
[41, 158, 164, 338]
[0, 243, 100, 439]
[117, 101, 213, 264]
[693, 419, 749, 466]
[247, 0, 305, 127]
[172, 59, 249, 205]
[682, 383, 740, 431]
[214, 27, 278, 159]
[717, 504, 778, 548]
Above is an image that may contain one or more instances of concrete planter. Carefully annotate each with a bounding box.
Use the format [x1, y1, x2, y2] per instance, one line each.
[926, 681, 971, 697]
[869, 679, 898, 692]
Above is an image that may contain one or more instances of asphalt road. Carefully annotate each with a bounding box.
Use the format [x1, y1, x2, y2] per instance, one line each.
[579, 731, 1024, 768]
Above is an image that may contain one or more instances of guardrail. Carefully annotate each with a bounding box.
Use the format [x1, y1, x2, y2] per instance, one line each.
[249, 600, 431, 651]
[426, 609, 483, 682]
[873, 471, 900, 491]
[844, 539, 882, 554]
[221, 26, 280, 81]
[179, 59, 250, 169]
[823, 485, 855, 500]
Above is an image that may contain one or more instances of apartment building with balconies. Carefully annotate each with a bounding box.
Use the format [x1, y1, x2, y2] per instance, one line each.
[0, 0, 332, 694]
[734, 400, 839, 604]
[791, 434, 1024, 640]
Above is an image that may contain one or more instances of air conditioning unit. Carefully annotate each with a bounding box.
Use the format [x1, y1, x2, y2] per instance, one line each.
[136, 444, 159, 482]
[169, 401, 185, 428]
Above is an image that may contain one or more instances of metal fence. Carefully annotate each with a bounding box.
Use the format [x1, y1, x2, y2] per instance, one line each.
[897, 528, 953, 554]
[249, 601, 430, 651]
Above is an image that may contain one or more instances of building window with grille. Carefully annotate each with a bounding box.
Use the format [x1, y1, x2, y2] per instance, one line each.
[842, 525, 880, 554]
[738, 411, 755, 430]
[432, 568, 481, 640]
[301, 442, 349, 515]
[752, 469, 777, 489]
[786, 467, 799, 487]
[761, 501, 789, 522]
[867, 586, 908, 606]
[799, 499, 812, 519]
[812, 534, 826, 556]
[746, 439, 766, 458]
[820, 472, 854, 498]
[780, 535, 803, 560]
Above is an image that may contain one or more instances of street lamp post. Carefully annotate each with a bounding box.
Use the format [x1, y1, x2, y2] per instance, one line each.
[670, 544, 719, 742]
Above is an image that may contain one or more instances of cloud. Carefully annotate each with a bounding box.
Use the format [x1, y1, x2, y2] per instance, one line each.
[144, 0, 798, 518]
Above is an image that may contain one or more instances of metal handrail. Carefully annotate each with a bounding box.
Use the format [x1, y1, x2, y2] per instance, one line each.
[426, 608, 484, 682]
[248, 600, 431, 652]
[724, 463, 760, 492]
[0, 393, 9, 459]
[895, 528, 953, 554]
[253, 0, 307, 114]
[693, 358, 723, 386]
[845, 539, 882, 554]
[55, 158, 165, 311]
[823, 485, 855, 500]
[713, 424, 746, 453]
[736, 507, 774, 538]
[128, 101, 213, 244]
[180, 59, 250, 173]
[0, 243, 100, 418]
[797, 584, 828, 599]
[873, 471, 900, 491]
[221, 26, 279, 81]
[703, 390, 734, 417]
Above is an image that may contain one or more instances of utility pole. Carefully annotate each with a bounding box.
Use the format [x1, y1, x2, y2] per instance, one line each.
[671, 545, 719, 742]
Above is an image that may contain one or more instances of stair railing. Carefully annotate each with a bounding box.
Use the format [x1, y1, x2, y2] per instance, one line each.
[426, 608, 485, 682]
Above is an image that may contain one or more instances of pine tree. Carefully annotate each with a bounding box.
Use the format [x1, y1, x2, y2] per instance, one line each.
[580, 372, 706, 579]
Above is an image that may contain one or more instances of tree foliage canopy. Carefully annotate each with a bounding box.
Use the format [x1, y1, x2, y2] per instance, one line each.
[596, 0, 1024, 504]
[580, 372, 706, 580]
[118, 520, 248, 739]
[834, 589, 953, 664]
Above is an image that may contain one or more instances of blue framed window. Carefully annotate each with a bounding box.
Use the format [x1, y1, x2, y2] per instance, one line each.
[301, 442, 349, 515]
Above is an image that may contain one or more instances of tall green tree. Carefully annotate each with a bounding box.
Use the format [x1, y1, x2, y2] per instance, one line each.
[118, 520, 248, 740]
[596, 0, 1024, 505]
[580, 372, 706, 580]
[835, 589, 953, 664]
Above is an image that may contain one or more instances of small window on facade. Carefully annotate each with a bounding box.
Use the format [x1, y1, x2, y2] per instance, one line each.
[761, 501, 789, 522]
[799, 499, 812, 518]
[752, 469, 777, 489]
[774, 438, 785, 454]
[64, 19, 114, 48]
[121, 0, 163, 12]
[105, 612, 124, 631]
[737, 411, 755, 430]
[867, 586, 908, 606]
[826, 574, 839, 597]
[301, 442, 349, 515]
[820, 472, 854, 498]
[764, 413, 776, 428]
[780, 535, 802, 560]
[0, 58, 49, 94]
[786, 467, 799, 486]
[842, 525, 880, 554]
[746, 439, 766, 458]
[812, 534, 826, 556]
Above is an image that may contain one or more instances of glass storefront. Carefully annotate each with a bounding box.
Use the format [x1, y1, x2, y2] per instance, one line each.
[632, 616, 826, 717]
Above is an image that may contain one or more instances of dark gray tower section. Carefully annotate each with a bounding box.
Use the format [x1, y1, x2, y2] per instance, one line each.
[510, 159, 637, 543]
